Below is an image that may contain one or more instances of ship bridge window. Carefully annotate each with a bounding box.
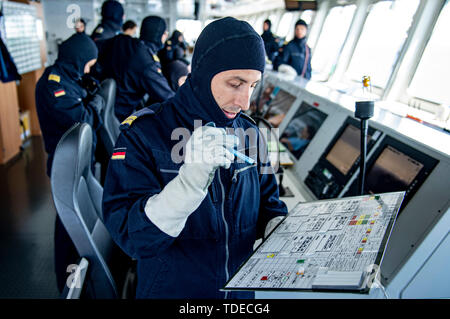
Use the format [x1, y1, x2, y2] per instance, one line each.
[311, 4, 356, 81]
[346, 0, 420, 89]
[407, 2, 450, 106]
[277, 11, 296, 39]
[175, 19, 202, 45]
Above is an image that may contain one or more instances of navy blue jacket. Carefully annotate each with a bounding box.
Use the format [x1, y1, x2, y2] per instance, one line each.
[35, 63, 102, 176]
[102, 78, 288, 298]
[273, 37, 311, 79]
[91, 20, 122, 52]
[261, 31, 279, 62]
[97, 34, 175, 122]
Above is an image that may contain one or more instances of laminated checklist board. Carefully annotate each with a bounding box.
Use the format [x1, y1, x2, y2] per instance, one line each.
[224, 192, 404, 293]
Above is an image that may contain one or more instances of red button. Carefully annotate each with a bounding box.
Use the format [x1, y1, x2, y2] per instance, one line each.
[261, 276, 268, 281]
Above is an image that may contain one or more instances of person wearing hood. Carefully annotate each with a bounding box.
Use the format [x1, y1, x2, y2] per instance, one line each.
[91, 0, 124, 51]
[35, 32, 105, 292]
[102, 17, 288, 299]
[273, 19, 312, 79]
[97, 15, 175, 122]
[261, 19, 279, 62]
[158, 29, 188, 67]
[158, 29, 190, 91]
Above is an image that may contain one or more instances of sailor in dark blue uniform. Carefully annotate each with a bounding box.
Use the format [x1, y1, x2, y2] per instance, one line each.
[91, 0, 124, 51]
[159, 30, 190, 91]
[35, 33, 104, 292]
[97, 15, 175, 122]
[273, 19, 312, 79]
[261, 19, 279, 62]
[102, 17, 287, 299]
[158, 30, 189, 67]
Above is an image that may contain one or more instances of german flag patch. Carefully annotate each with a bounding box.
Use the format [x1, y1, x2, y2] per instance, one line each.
[54, 89, 66, 97]
[111, 148, 126, 160]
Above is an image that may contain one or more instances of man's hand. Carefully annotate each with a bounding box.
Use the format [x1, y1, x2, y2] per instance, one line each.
[182, 126, 237, 191]
[145, 125, 238, 237]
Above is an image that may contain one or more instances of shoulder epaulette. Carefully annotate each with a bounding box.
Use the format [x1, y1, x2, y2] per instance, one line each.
[239, 112, 256, 126]
[120, 104, 163, 130]
[48, 74, 61, 83]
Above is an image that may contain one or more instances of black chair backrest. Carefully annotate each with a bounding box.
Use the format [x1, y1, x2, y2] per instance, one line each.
[99, 78, 120, 155]
[51, 123, 118, 298]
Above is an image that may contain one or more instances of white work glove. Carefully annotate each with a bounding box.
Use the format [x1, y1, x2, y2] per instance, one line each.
[145, 126, 238, 237]
[264, 216, 285, 239]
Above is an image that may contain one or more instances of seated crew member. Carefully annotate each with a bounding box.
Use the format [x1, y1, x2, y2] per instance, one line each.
[261, 19, 279, 62]
[35, 33, 105, 292]
[91, 0, 124, 51]
[159, 30, 188, 67]
[159, 30, 190, 91]
[273, 19, 312, 79]
[97, 15, 175, 122]
[122, 20, 137, 37]
[102, 17, 288, 299]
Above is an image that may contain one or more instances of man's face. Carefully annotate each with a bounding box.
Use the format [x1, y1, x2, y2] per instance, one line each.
[75, 21, 85, 33]
[211, 69, 261, 120]
[124, 26, 137, 37]
[295, 25, 307, 39]
[263, 22, 269, 32]
[161, 30, 169, 44]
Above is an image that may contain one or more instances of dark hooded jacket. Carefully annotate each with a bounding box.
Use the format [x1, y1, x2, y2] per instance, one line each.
[162, 59, 189, 91]
[261, 21, 279, 62]
[102, 17, 287, 299]
[36, 32, 102, 176]
[158, 30, 188, 66]
[91, 0, 124, 51]
[273, 36, 312, 79]
[97, 16, 174, 122]
[35, 32, 104, 292]
[158, 30, 189, 91]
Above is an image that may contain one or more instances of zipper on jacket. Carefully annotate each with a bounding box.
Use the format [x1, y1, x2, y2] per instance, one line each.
[228, 163, 257, 200]
[217, 170, 230, 299]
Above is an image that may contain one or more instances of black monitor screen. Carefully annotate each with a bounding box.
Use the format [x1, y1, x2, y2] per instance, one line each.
[325, 124, 371, 176]
[366, 145, 424, 194]
[281, 102, 328, 160]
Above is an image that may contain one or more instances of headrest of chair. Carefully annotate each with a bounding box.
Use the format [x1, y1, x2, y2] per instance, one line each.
[51, 123, 93, 191]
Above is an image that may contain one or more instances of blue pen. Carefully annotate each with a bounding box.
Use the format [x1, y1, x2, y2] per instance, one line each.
[205, 122, 255, 165]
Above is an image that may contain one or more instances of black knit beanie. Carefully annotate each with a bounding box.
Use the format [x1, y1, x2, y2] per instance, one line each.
[57, 33, 98, 76]
[140, 16, 167, 49]
[295, 19, 308, 28]
[101, 0, 124, 26]
[190, 17, 265, 126]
